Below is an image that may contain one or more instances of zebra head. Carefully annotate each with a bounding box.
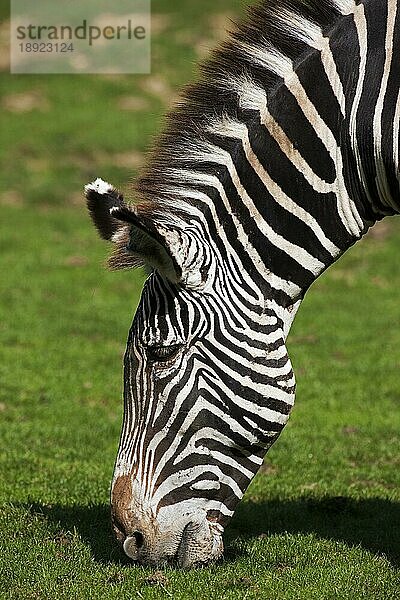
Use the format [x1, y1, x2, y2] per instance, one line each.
[86, 178, 296, 567]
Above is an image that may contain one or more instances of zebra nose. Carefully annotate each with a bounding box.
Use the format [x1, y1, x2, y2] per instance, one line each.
[112, 509, 224, 567]
[123, 531, 144, 561]
[111, 512, 145, 552]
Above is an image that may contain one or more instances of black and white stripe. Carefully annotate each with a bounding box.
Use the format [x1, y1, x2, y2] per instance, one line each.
[114, 272, 295, 525]
[87, 0, 400, 565]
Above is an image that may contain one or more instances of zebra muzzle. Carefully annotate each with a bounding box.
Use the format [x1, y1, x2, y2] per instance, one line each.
[120, 516, 224, 568]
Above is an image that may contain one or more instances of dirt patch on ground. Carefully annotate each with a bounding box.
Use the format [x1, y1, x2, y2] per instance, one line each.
[365, 219, 394, 240]
[139, 75, 173, 99]
[193, 14, 236, 59]
[290, 333, 319, 345]
[64, 256, 89, 267]
[112, 151, 144, 169]
[68, 149, 145, 171]
[69, 192, 86, 207]
[329, 269, 356, 286]
[259, 460, 279, 475]
[143, 571, 170, 587]
[0, 190, 24, 207]
[116, 96, 150, 112]
[151, 14, 172, 35]
[27, 158, 49, 173]
[2, 91, 50, 113]
[0, 20, 9, 71]
[208, 13, 236, 37]
[342, 426, 360, 436]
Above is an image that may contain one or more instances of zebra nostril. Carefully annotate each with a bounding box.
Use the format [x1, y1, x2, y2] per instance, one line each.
[132, 530, 144, 548]
[123, 530, 145, 560]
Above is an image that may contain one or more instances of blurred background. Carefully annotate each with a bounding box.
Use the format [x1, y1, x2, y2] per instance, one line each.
[0, 0, 256, 590]
[0, 0, 249, 507]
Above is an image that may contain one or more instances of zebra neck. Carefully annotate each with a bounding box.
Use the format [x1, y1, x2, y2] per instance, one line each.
[133, 0, 400, 307]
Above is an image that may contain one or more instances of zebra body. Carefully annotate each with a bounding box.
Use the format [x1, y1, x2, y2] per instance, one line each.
[86, 0, 400, 567]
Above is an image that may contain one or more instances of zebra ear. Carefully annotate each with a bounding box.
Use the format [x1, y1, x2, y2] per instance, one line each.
[107, 205, 184, 284]
[85, 178, 126, 241]
[85, 178, 196, 286]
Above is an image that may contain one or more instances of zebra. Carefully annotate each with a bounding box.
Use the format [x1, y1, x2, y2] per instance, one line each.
[85, 0, 400, 567]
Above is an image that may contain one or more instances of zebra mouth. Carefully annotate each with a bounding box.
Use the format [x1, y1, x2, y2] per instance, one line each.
[122, 517, 224, 567]
[175, 518, 224, 568]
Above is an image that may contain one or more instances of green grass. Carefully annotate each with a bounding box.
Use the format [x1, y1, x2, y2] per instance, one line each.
[0, 1, 399, 598]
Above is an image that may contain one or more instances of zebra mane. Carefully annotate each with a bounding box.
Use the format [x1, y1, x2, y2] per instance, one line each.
[132, 0, 357, 223]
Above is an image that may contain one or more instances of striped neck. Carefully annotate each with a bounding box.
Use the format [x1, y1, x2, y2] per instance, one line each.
[131, 0, 399, 308]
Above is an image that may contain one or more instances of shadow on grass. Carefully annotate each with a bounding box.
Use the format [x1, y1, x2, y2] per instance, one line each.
[26, 502, 129, 566]
[24, 496, 400, 567]
[227, 496, 400, 566]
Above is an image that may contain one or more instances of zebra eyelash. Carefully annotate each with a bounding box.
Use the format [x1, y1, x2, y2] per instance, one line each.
[145, 344, 183, 363]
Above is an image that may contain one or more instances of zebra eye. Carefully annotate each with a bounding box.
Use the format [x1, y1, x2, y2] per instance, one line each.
[146, 344, 181, 363]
